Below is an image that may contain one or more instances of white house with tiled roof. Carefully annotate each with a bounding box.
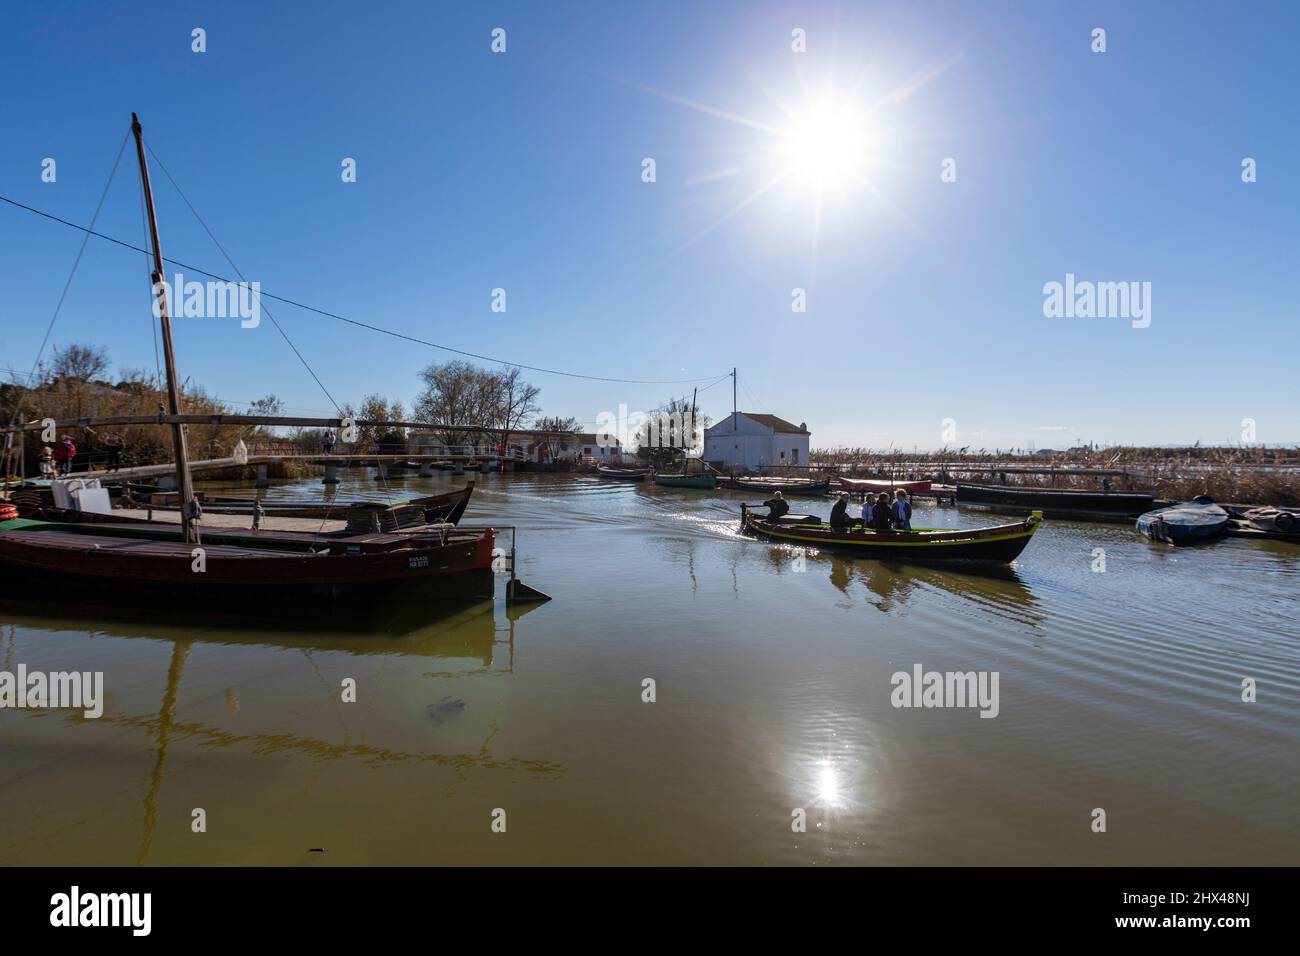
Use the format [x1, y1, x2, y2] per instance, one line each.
[704, 412, 810, 472]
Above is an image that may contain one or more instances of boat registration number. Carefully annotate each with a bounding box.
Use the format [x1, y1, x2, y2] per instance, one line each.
[409, 555, 429, 569]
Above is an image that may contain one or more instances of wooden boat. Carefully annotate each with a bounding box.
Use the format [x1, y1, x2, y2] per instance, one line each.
[653, 472, 717, 489]
[741, 505, 1043, 563]
[727, 476, 831, 495]
[130, 482, 475, 526]
[597, 465, 650, 481]
[956, 482, 1156, 517]
[0, 114, 500, 608]
[1137, 497, 1230, 544]
[837, 477, 932, 494]
[0, 515, 495, 601]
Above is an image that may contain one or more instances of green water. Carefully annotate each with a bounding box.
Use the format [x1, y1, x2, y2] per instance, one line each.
[2, 471, 1297, 864]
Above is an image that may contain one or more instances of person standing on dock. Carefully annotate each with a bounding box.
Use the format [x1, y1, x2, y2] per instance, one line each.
[892, 489, 913, 531]
[323, 430, 336, 455]
[39, 446, 56, 479]
[54, 435, 76, 476]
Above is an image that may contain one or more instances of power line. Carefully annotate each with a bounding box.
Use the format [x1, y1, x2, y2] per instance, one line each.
[143, 142, 343, 414]
[0, 193, 732, 386]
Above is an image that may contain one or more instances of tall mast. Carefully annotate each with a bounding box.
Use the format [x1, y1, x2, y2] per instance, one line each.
[687, 386, 697, 470]
[132, 113, 200, 544]
[732, 368, 737, 426]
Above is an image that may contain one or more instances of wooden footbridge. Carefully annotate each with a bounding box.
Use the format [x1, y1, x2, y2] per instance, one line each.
[2, 413, 547, 486]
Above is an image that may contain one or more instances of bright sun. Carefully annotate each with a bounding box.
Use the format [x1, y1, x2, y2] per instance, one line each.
[780, 100, 873, 190]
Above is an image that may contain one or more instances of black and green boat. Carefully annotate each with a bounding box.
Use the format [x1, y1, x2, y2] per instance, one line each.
[741, 505, 1044, 564]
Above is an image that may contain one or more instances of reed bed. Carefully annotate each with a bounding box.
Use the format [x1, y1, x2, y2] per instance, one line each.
[807, 446, 1300, 505]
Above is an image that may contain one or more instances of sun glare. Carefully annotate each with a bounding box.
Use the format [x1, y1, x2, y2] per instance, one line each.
[779, 100, 873, 190]
[816, 761, 840, 804]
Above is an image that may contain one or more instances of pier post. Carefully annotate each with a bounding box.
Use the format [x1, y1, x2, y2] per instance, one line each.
[255, 464, 269, 488]
[322, 462, 340, 485]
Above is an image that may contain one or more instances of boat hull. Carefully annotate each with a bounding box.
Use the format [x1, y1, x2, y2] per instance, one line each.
[956, 482, 1155, 516]
[129, 483, 475, 526]
[742, 508, 1043, 564]
[0, 518, 496, 603]
[653, 473, 717, 489]
[837, 478, 932, 494]
[597, 467, 649, 481]
[727, 478, 831, 496]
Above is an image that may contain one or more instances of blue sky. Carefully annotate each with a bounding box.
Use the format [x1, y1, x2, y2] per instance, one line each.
[2, 0, 1296, 449]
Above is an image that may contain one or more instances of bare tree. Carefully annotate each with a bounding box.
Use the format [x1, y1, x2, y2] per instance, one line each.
[533, 415, 581, 433]
[414, 360, 494, 445]
[635, 395, 711, 469]
[490, 367, 541, 457]
[357, 393, 406, 451]
[46, 343, 110, 384]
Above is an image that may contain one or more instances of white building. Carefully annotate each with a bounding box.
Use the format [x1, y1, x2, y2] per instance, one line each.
[570, 433, 626, 464]
[704, 412, 811, 472]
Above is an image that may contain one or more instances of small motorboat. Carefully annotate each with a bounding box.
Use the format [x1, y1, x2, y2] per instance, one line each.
[741, 504, 1043, 564]
[1136, 496, 1230, 544]
[596, 465, 650, 481]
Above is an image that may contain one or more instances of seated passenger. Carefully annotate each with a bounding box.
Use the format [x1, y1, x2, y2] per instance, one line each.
[871, 492, 893, 531]
[893, 489, 913, 531]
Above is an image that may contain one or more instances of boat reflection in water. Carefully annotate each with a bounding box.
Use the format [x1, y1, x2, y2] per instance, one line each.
[758, 540, 1044, 627]
[0, 597, 558, 866]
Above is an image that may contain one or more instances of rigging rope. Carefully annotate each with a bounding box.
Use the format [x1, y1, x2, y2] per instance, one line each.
[2, 130, 130, 483]
[0, 193, 731, 386]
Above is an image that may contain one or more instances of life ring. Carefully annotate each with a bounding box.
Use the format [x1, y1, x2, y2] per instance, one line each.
[0, 503, 18, 520]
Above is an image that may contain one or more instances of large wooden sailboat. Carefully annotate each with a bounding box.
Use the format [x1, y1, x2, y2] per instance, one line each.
[0, 114, 496, 605]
